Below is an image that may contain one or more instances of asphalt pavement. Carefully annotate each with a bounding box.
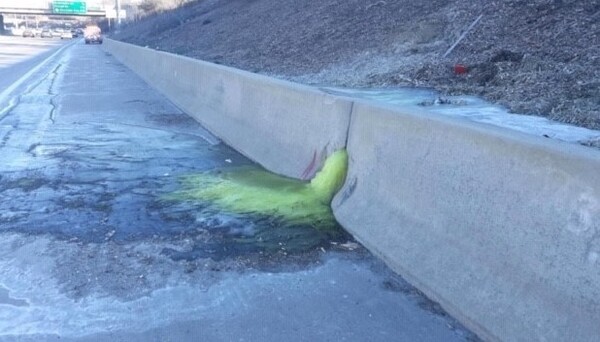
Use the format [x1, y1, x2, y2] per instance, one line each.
[0, 36, 67, 96]
[0, 38, 478, 341]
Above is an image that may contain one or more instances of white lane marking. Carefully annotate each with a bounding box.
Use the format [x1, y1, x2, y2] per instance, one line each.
[0, 40, 77, 118]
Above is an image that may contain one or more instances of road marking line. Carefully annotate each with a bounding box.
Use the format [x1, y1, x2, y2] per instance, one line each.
[0, 40, 77, 118]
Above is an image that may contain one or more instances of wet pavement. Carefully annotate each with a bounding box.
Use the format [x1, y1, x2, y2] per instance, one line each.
[0, 41, 478, 341]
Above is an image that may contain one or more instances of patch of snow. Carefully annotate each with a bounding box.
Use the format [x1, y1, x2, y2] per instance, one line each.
[324, 87, 600, 147]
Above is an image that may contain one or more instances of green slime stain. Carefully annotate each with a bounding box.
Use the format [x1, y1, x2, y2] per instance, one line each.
[173, 150, 348, 231]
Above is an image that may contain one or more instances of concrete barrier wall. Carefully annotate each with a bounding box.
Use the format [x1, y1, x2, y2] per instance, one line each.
[104, 39, 352, 179]
[333, 102, 600, 341]
[104, 39, 600, 341]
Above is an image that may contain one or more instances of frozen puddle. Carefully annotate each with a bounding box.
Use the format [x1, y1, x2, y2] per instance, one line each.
[0, 285, 28, 307]
[323, 87, 600, 147]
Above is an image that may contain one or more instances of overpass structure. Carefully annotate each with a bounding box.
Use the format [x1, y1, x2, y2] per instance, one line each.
[0, 0, 107, 17]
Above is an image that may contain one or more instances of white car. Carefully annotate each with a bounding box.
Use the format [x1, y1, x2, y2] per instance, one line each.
[10, 28, 24, 36]
[61, 32, 73, 39]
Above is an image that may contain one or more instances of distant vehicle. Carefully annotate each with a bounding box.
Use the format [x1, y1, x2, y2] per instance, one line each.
[52, 30, 62, 38]
[71, 29, 79, 38]
[10, 28, 24, 36]
[22, 29, 35, 38]
[84, 34, 103, 44]
[61, 32, 73, 39]
[84, 25, 103, 45]
[41, 29, 53, 38]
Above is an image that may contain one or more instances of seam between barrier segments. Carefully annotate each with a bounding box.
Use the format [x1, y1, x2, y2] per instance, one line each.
[344, 101, 355, 149]
[332, 100, 356, 207]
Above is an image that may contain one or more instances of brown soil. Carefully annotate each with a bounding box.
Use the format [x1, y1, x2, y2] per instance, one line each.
[114, 0, 600, 130]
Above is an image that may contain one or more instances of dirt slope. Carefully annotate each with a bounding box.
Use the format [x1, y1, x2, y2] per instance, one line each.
[115, 0, 600, 130]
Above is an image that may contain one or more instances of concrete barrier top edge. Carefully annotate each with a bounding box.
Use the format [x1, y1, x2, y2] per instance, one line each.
[106, 38, 338, 102]
[350, 98, 600, 161]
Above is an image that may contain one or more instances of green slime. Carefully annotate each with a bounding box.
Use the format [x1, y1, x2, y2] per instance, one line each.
[173, 150, 348, 231]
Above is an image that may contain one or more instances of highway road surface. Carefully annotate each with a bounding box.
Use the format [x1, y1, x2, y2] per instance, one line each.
[0, 35, 66, 95]
[0, 37, 478, 341]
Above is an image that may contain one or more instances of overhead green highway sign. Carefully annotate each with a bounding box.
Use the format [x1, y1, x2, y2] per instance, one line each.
[52, 1, 87, 15]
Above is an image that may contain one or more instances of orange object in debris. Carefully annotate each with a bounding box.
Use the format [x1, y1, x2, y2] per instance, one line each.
[454, 64, 468, 75]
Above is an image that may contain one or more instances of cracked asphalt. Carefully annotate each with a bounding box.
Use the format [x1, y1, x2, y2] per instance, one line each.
[0, 37, 478, 341]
